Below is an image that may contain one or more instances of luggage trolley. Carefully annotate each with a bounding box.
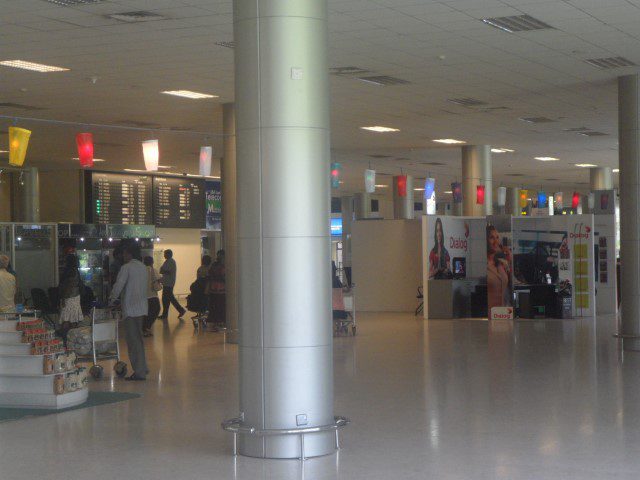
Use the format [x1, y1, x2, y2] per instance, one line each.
[73, 306, 128, 379]
[333, 284, 357, 336]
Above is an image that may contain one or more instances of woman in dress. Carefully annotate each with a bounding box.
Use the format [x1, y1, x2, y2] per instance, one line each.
[58, 254, 85, 328]
[487, 225, 512, 312]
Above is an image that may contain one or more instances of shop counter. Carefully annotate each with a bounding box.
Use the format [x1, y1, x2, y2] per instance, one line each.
[427, 278, 486, 319]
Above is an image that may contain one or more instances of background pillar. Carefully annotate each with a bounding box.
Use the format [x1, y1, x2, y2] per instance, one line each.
[590, 166, 613, 190]
[461, 145, 492, 216]
[222, 103, 238, 343]
[234, 0, 335, 458]
[618, 74, 640, 351]
[341, 196, 353, 285]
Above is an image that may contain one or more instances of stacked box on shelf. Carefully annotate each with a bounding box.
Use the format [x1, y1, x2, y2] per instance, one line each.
[0, 315, 88, 409]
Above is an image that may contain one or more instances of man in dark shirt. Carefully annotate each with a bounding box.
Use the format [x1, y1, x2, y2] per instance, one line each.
[159, 249, 186, 319]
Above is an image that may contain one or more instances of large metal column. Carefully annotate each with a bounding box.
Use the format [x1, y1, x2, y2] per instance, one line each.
[222, 103, 239, 343]
[234, 0, 335, 458]
[461, 145, 492, 216]
[590, 166, 613, 190]
[506, 187, 520, 217]
[618, 74, 640, 351]
[392, 175, 414, 219]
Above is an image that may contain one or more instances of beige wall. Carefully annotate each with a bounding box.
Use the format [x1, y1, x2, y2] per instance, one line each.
[39, 170, 82, 223]
[0, 176, 10, 221]
[155, 228, 202, 296]
[351, 219, 422, 312]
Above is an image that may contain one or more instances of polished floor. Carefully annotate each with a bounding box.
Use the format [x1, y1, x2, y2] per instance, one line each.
[1, 312, 640, 479]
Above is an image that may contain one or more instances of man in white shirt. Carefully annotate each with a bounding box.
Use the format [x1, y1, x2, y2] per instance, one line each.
[109, 243, 149, 381]
[0, 255, 16, 313]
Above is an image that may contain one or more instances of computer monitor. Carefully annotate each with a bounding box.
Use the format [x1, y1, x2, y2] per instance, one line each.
[452, 257, 466, 279]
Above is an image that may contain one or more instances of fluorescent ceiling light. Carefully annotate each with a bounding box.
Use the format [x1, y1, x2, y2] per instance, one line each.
[535, 156, 559, 162]
[414, 188, 425, 191]
[361, 126, 400, 133]
[0, 60, 69, 72]
[492, 148, 515, 153]
[0, 150, 8, 153]
[124, 169, 146, 173]
[433, 138, 466, 144]
[161, 90, 218, 99]
[444, 190, 453, 194]
[374, 184, 389, 188]
[575, 163, 597, 168]
[613, 169, 620, 173]
[72, 157, 106, 162]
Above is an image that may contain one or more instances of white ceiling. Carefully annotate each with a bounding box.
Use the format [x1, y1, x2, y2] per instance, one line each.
[1, 0, 638, 193]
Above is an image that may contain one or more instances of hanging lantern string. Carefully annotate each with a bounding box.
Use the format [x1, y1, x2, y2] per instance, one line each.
[0, 115, 226, 137]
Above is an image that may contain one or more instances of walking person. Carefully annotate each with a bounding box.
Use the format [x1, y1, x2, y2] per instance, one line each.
[0, 255, 16, 313]
[159, 249, 186, 320]
[58, 254, 85, 329]
[143, 256, 162, 337]
[109, 243, 149, 381]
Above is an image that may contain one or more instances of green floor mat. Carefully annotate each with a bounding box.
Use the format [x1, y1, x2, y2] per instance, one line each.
[0, 391, 141, 423]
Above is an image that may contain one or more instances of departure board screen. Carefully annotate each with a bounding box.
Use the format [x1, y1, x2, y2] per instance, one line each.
[89, 172, 152, 225]
[152, 176, 206, 228]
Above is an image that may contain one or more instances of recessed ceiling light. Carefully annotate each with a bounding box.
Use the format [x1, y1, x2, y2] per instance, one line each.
[162, 90, 218, 99]
[72, 157, 106, 162]
[613, 168, 620, 173]
[414, 188, 425, 191]
[491, 148, 515, 153]
[575, 163, 598, 168]
[444, 190, 453, 194]
[433, 138, 466, 144]
[361, 126, 400, 133]
[374, 184, 389, 188]
[535, 156, 559, 162]
[0, 60, 69, 72]
[0, 150, 8, 153]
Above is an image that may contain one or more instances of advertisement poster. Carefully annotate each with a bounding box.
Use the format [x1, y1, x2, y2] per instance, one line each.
[566, 217, 595, 317]
[486, 215, 513, 318]
[426, 216, 471, 280]
[205, 180, 222, 231]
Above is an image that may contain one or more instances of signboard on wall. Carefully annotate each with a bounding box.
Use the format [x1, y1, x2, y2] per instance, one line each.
[86, 172, 153, 225]
[153, 177, 206, 228]
[205, 180, 222, 231]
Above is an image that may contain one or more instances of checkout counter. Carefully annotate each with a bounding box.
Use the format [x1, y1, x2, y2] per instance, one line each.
[427, 278, 487, 319]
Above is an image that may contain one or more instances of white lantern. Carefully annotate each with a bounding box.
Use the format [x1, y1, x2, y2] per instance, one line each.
[364, 169, 376, 193]
[199, 146, 213, 176]
[142, 139, 159, 172]
[497, 186, 507, 207]
[588, 192, 595, 210]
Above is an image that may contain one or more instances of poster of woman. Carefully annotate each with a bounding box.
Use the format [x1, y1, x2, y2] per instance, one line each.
[487, 224, 513, 311]
[428, 218, 452, 279]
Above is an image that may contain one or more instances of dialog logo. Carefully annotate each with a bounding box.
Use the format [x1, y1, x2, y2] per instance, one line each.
[450, 236, 468, 251]
[491, 307, 514, 320]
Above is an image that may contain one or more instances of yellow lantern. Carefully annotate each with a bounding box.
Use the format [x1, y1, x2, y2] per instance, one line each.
[8, 127, 31, 167]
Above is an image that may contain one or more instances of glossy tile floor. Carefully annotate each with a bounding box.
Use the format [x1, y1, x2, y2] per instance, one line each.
[2, 312, 640, 479]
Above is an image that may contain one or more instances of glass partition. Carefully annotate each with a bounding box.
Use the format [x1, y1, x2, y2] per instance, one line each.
[14, 224, 57, 301]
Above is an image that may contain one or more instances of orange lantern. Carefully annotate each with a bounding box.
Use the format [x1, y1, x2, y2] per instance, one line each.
[8, 127, 31, 167]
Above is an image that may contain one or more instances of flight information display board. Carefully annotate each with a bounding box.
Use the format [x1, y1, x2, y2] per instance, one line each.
[87, 172, 153, 225]
[153, 176, 206, 228]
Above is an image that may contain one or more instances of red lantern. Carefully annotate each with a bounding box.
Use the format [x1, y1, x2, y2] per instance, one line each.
[476, 185, 485, 205]
[76, 133, 94, 168]
[572, 191, 580, 209]
[396, 175, 407, 197]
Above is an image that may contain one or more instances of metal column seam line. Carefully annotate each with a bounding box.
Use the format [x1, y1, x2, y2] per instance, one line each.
[255, 0, 266, 457]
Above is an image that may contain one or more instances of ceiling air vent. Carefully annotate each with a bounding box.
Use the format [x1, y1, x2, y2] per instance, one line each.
[584, 56, 636, 70]
[116, 120, 162, 128]
[108, 11, 165, 22]
[45, 0, 104, 5]
[357, 75, 410, 86]
[447, 97, 487, 107]
[579, 131, 608, 137]
[421, 161, 446, 166]
[519, 116, 556, 124]
[0, 102, 45, 111]
[482, 15, 553, 33]
[564, 127, 590, 132]
[330, 66, 370, 76]
[395, 157, 410, 161]
[506, 173, 525, 177]
[215, 41, 235, 49]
